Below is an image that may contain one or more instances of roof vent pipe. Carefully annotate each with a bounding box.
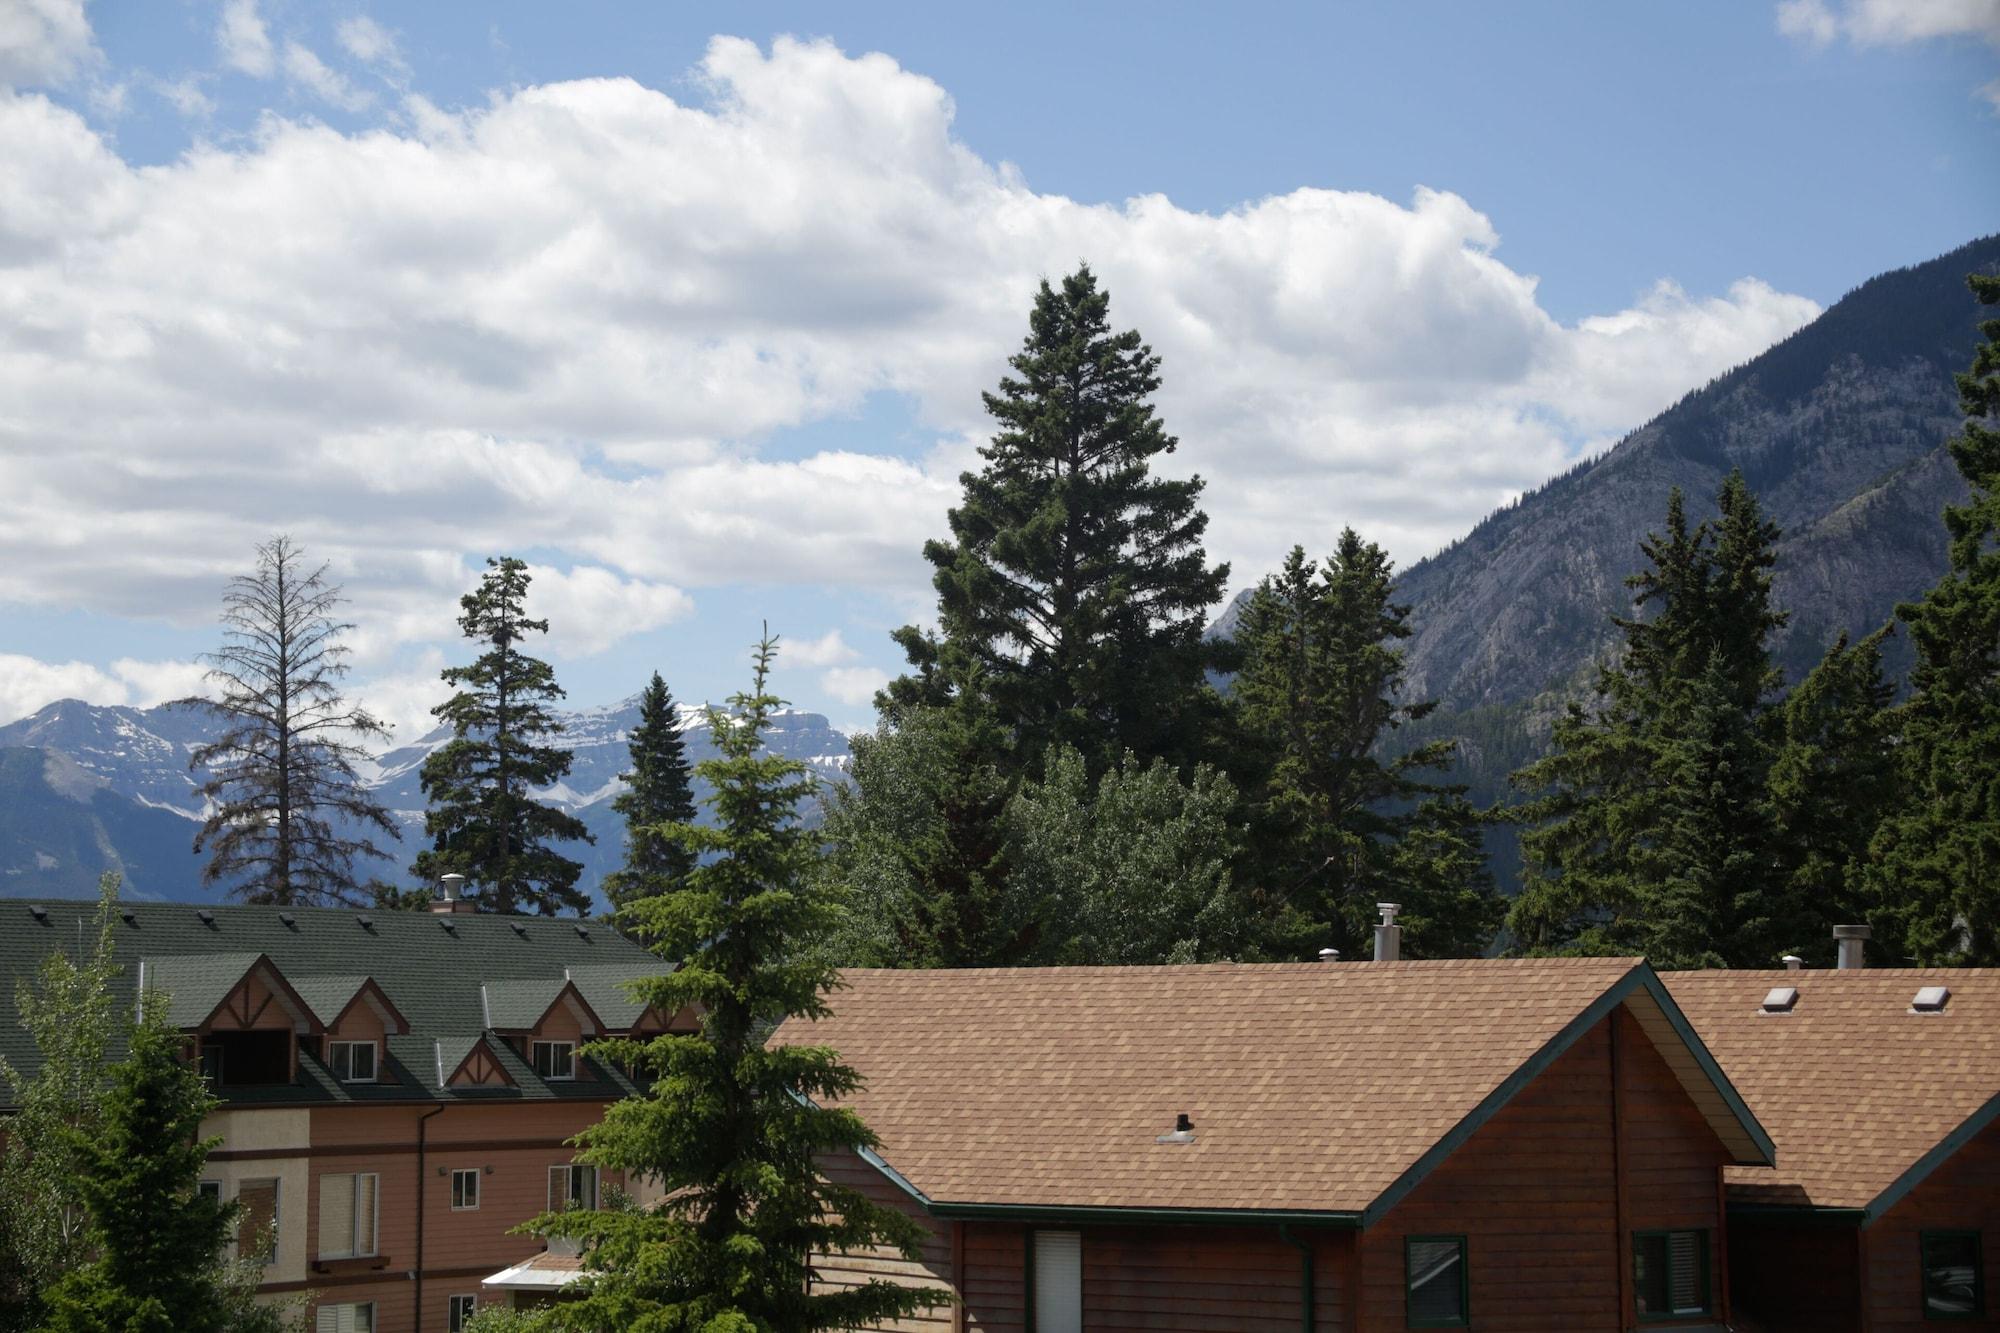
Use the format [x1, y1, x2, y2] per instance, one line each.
[1317, 947, 1340, 963]
[1781, 955, 1804, 972]
[1834, 924, 1871, 970]
[431, 874, 473, 915]
[1374, 903, 1403, 963]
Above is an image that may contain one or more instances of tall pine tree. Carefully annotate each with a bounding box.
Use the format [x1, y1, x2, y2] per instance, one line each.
[1866, 273, 2000, 964]
[519, 636, 938, 1330]
[1230, 535, 1502, 960]
[185, 536, 398, 905]
[603, 672, 698, 911]
[414, 557, 592, 915]
[885, 264, 1229, 776]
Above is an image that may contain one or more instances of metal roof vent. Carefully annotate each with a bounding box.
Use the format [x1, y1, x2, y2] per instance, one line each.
[1373, 902, 1403, 963]
[574, 924, 590, 940]
[279, 912, 296, 929]
[1911, 986, 1951, 1014]
[510, 921, 528, 937]
[1781, 955, 1804, 971]
[438, 917, 457, 934]
[119, 908, 136, 925]
[1760, 986, 1799, 1014]
[28, 904, 48, 923]
[1317, 947, 1340, 963]
[1834, 924, 1871, 970]
[1155, 1113, 1196, 1145]
[196, 909, 216, 928]
[356, 914, 375, 931]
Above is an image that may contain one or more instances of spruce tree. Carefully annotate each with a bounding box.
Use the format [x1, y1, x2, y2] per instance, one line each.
[603, 672, 698, 911]
[885, 265, 1229, 776]
[520, 637, 939, 1330]
[1231, 535, 1502, 959]
[185, 535, 398, 906]
[36, 1002, 283, 1333]
[1866, 274, 2000, 964]
[414, 557, 592, 916]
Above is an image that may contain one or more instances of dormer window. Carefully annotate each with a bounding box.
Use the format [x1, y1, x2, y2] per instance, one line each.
[328, 1040, 378, 1083]
[531, 1041, 576, 1081]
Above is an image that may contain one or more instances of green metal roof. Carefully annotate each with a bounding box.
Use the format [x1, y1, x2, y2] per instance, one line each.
[1, 896, 669, 1108]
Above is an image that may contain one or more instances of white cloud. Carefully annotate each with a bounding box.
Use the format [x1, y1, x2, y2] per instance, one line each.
[216, 0, 273, 77]
[783, 630, 861, 668]
[0, 37, 1819, 703]
[820, 665, 890, 707]
[0, 653, 208, 725]
[1778, 0, 1843, 44]
[335, 15, 399, 67]
[282, 41, 370, 111]
[150, 74, 215, 118]
[1777, 0, 2000, 99]
[0, 0, 94, 88]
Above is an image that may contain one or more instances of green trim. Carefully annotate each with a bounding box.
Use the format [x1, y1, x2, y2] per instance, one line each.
[1633, 1228, 1713, 1321]
[1920, 1229, 1986, 1322]
[930, 1200, 1362, 1227]
[1361, 964, 1774, 1229]
[1865, 1089, 2000, 1227]
[1278, 1224, 1315, 1333]
[1404, 1233, 1470, 1328]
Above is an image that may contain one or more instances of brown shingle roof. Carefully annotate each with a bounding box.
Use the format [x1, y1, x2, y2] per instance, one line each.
[1665, 969, 2000, 1216]
[774, 958, 1768, 1219]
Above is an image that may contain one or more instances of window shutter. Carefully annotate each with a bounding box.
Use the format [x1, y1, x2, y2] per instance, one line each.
[1032, 1230, 1083, 1333]
[319, 1174, 355, 1258]
[548, 1165, 568, 1212]
[354, 1174, 378, 1256]
[1669, 1232, 1703, 1312]
[238, 1179, 278, 1261]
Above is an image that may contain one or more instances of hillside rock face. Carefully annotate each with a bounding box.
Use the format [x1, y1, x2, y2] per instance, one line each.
[0, 696, 852, 905]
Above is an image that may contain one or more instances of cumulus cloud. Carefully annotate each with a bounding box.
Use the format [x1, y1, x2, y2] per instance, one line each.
[0, 0, 95, 88]
[282, 40, 370, 111]
[0, 36, 1820, 726]
[216, 0, 273, 77]
[820, 665, 891, 708]
[524, 564, 694, 658]
[784, 631, 862, 668]
[0, 653, 208, 725]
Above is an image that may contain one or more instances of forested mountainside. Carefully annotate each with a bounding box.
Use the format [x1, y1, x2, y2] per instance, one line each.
[0, 697, 851, 904]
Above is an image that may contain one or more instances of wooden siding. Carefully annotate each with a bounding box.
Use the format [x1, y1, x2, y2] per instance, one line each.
[812, 1149, 954, 1331]
[1862, 1117, 2000, 1333]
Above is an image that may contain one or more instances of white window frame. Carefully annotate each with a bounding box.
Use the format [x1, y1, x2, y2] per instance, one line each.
[447, 1293, 477, 1332]
[326, 1040, 378, 1084]
[197, 1179, 222, 1203]
[531, 1040, 576, 1081]
[314, 1302, 376, 1333]
[450, 1167, 480, 1211]
[547, 1163, 599, 1212]
[317, 1172, 380, 1260]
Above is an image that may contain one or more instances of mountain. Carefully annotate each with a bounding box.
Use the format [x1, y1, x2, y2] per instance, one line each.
[0, 696, 852, 906]
[1218, 234, 1998, 882]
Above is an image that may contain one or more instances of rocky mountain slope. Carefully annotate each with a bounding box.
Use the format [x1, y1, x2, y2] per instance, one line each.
[0, 696, 851, 905]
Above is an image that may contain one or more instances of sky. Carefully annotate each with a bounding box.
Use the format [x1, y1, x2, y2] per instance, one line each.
[0, 0, 1996, 740]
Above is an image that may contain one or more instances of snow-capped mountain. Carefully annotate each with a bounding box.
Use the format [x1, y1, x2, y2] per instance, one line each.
[0, 695, 852, 904]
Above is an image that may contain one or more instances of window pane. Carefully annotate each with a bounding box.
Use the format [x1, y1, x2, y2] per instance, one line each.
[1924, 1232, 1983, 1317]
[452, 1168, 479, 1210]
[1408, 1238, 1466, 1322]
[238, 1179, 278, 1263]
[352, 1044, 375, 1080]
[1032, 1230, 1082, 1333]
[354, 1175, 377, 1256]
[1634, 1234, 1670, 1313]
[319, 1174, 356, 1258]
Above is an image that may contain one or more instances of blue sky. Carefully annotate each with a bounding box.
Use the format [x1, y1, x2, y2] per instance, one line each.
[1, 0, 1996, 737]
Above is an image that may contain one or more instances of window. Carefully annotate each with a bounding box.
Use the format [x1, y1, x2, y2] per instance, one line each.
[1030, 1230, 1081, 1333]
[327, 1041, 377, 1083]
[317, 1172, 380, 1259]
[1923, 1230, 1985, 1320]
[531, 1040, 576, 1080]
[314, 1304, 375, 1333]
[199, 1043, 224, 1083]
[197, 1180, 222, 1204]
[547, 1163, 599, 1212]
[450, 1167, 481, 1210]
[1634, 1229, 1711, 1318]
[1406, 1235, 1469, 1327]
[447, 1295, 477, 1332]
[237, 1178, 280, 1264]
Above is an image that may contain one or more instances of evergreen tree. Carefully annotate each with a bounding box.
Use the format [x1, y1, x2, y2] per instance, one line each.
[1769, 628, 1898, 962]
[603, 672, 698, 911]
[185, 536, 398, 906]
[1230, 535, 1502, 959]
[516, 636, 939, 1331]
[1509, 473, 1792, 965]
[885, 265, 1229, 776]
[37, 1001, 285, 1333]
[414, 557, 592, 916]
[0, 877, 121, 1333]
[1866, 274, 2000, 964]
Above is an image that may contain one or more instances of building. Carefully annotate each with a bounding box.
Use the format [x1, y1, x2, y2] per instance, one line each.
[1668, 962, 2000, 1332]
[0, 892, 686, 1333]
[772, 955, 1776, 1332]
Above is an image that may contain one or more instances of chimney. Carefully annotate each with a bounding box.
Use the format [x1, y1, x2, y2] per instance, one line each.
[430, 874, 475, 915]
[1317, 947, 1341, 963]
[1781, 955, 1804, 972]
[1373, 903, 1403, 963]
[1833, 924, 1871, 970]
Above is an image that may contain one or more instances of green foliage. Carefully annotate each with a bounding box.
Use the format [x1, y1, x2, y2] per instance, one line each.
[1509, 473, 1807, 968]
[1005, 744, 1250, 965]
[510, 636, 940, 1332]
[1230, 536, 1502, 959]
[414, 556, 593, 915]
[1866, 273, 2000, 964]
[886, 265, 1229, 778]
[603, 672, 699, 911]
[0, 876, 123, 1333]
